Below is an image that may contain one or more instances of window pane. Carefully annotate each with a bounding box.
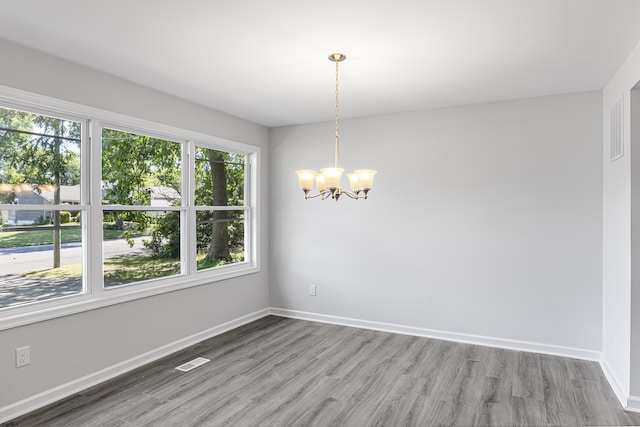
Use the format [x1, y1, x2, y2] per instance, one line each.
[0, 210, 84, 309]
[0, 107, 81, 207]
[194, 147, 244, 206]
[196, 210, 244, 270]
[103, 210, 182, 287]
[0, 106, 84, 309]
[102, 128, 182, 207]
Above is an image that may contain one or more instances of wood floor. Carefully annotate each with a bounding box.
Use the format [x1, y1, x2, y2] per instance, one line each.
[5, 316, 640, 427]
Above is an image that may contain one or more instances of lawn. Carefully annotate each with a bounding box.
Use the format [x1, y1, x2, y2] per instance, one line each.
[23, 255, 181, 287]
[0, 223, 143, 248]
[20, 251, 244, 286]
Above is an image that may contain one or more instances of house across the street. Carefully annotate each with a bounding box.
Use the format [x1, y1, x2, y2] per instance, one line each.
[0, 184, 180, 225]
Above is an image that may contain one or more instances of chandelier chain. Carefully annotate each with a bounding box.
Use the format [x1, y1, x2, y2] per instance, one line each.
[335, 56, 340, 168]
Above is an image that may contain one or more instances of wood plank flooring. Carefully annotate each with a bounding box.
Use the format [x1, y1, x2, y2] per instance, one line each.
[4, 316, 640, 426]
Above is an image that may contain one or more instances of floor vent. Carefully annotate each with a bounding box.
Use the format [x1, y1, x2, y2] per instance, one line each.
[610, 97, 624, 161]
[175, 357, 210, 372]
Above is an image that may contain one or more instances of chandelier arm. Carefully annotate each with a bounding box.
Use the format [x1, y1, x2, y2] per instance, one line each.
[303, 188, 369, 201]
[341, 189, 365, 200]
[303, 191, 328, 199]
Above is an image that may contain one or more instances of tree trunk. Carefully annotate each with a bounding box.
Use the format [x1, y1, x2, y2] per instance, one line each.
[207, 150, 230, 261]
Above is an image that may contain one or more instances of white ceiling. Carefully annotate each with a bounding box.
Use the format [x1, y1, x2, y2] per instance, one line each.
[1, 0, 640, 127]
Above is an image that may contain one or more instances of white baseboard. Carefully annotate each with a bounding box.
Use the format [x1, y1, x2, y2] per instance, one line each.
[0, 308, 270, 424]
[599, 358, 630, 410]
[269, 308, 601, 361]
[627, 395, 640, 413]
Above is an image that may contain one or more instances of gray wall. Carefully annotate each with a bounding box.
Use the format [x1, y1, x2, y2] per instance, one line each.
[632, 85, 640, 400]
[602, 37, 640, 404]
[0, 39, 270, 407]
[270, 91, 603, 351]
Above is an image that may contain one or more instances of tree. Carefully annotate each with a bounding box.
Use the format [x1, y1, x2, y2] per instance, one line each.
[207, 149, 230, 261]
[101, 128, 181, 248]
[0, 107, 81, 268]
[193, 147, 245, 265]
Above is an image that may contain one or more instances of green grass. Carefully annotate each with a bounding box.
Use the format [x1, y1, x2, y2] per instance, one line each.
[0, 223, 143, 248]
[21, 251, 245, 285]
[22, 263, 82, 280]
[197, 251, 244, 270]
[23, 254, 181, 287]
[104, 255, 181, 287]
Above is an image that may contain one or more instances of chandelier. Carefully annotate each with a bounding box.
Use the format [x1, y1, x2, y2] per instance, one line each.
[296, 53, 377, 201]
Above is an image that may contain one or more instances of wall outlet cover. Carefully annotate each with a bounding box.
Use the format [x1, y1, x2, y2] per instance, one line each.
[16, 346, 30, 368]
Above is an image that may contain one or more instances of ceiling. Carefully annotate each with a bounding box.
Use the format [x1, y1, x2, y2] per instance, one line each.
[1, 1, 640, 128]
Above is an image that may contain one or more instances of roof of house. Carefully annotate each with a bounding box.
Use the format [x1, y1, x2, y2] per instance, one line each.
[39, 185, 81, 203]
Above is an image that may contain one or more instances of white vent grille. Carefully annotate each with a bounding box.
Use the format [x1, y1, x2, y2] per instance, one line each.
[610, 97, 624, 161]
[175, 357, 210, 372]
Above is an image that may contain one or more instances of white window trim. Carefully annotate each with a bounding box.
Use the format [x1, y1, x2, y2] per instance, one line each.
[0, 85, 261, 330]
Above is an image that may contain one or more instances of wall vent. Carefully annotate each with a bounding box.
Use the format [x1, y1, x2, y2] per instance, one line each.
[175, 357, 210, 372]
[610, 97, 624, 161]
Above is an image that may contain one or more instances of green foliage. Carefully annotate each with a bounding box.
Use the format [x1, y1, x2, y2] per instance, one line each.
[144, 211, 180, 258]
[194, 148, 245, 206]
[101, 128, 181, 206]
[0, 107, 81, 188]
[59, 211, 71, 224]
[0, 188, 15, 204]
[101, 128, 182, 248]
[34, 215, 52, 225]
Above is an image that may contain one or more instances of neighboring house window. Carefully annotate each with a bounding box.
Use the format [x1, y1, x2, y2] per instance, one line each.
[0, 105, 86, 307]
[0, 96, 259, 320]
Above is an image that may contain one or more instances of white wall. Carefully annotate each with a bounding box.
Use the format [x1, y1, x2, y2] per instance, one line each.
[0, 39, 270, 415]
[270, 91, 603, 353]
[602, 37, 640, 409]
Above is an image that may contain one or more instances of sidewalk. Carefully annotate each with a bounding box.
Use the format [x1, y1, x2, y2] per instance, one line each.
[0, 273, 82, 308]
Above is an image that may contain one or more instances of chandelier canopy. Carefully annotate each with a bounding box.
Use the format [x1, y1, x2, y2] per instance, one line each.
[296, 53, 377, 201]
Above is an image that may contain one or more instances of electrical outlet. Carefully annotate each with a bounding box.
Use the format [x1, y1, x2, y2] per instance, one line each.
[16, 346, 30, 368]
[309, 284, 316, 296]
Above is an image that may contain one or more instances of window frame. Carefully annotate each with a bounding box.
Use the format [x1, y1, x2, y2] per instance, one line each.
[0, 86, 261, 330]
[192, 143, 251, 274]
[98, 122, 189, 291]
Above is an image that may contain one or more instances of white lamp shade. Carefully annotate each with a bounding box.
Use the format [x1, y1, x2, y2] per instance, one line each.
[347, 173, 360, 191]
[316, 174, 328, 192]
[295, 169, 317, 190]
[355, 170, 377, 189]
[320, 167, 344, 189]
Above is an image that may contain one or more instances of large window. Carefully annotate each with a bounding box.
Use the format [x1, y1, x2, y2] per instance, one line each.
[0, 97, 258, 319]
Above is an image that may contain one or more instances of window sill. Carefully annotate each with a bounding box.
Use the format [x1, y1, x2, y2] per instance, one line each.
[0, 263, 260, 331]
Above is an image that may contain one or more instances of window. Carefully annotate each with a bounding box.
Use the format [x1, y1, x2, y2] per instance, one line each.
[0, 106, 86, 309]
[0, 94, 259, 321]
[101, 128, 185, 287]
[194, 146, 247, 270]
